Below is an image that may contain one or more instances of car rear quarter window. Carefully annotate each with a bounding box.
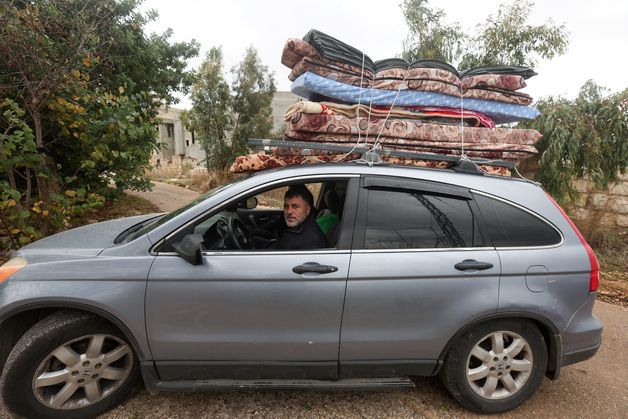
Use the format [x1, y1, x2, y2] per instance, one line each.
[474, 194, 561, 247]
[364, 189, 480, 249]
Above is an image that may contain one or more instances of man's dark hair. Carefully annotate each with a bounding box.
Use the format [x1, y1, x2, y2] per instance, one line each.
[285, 185, 314, 209]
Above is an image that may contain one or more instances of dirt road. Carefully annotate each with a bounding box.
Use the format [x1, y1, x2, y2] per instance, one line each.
[1, 182, 625, 418]
[126, 181, 201, 212]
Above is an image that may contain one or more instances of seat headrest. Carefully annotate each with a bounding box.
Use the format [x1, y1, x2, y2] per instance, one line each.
[324, 189, 339, 213]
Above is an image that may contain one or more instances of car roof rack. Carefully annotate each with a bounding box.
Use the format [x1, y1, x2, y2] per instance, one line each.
[248, 138, 515, 176]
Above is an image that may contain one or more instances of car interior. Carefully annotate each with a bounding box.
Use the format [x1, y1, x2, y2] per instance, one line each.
[161, 180, 348, 253]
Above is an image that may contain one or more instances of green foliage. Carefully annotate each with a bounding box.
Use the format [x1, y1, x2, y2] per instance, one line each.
[185, 45, 276, 172]
[0, 99, 41, 189]
[0, 100, 105, 252]
[520, 81, 628, 203]
[401, 0, 568, 70]
[185, 48, 233, 171]
[458, 2, 568, 70]
[230, 47, 277, 155]
[400, 0, 465, 63]
[0, 0, 198, 252]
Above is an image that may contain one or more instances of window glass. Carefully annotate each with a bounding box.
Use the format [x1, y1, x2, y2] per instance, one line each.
[364, 189, 477, 249]
[474, 194, 561, 247]
[254, 183, 322, 209]
[161, 180, 342, 253]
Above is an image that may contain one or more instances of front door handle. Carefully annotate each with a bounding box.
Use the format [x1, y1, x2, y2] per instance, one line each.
[292, 262, 338, 274]
[455, 259, 494, 271]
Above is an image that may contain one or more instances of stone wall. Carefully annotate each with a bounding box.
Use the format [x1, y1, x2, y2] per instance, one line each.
[568, 173, 628, 235]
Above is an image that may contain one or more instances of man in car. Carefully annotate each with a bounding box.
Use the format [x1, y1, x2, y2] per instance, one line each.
[273, 185, 328, 249]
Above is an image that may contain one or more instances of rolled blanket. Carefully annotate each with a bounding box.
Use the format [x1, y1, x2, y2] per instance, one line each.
[284, 101, 495, 128]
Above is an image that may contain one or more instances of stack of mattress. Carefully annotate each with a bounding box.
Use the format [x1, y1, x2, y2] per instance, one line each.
[230, 30, 543, 176]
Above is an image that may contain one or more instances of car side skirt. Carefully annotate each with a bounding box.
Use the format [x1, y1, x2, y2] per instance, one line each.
[141, 362, 416, 392]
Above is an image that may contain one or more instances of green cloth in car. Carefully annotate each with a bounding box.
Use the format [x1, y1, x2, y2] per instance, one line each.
[316, 213, 340, 235]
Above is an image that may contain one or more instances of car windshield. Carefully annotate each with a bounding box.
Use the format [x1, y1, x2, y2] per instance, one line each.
[121, 175, 250, 243]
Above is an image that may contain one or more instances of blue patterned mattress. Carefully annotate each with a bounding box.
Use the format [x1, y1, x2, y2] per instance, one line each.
[291, 72, 539, 124]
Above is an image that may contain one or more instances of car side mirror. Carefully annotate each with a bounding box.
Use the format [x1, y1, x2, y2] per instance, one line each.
[246, 197, 258, 209]
[172, 234, 204, 265]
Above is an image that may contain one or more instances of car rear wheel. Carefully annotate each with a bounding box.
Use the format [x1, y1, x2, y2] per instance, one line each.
[0, 311, 137, 419]
[440, 319, 547, 413]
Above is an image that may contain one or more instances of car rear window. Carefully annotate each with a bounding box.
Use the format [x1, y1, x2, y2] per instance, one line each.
[364, 189, 481, 249]
[474, 194, 561, 247]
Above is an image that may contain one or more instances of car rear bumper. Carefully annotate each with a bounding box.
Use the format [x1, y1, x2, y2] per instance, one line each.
[561, 341, 601, 367]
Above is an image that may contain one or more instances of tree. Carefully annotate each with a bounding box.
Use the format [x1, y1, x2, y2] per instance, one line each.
[185, 48, 233, 172]
[520, 81, 628, 203]
[458, 2, 568, 70]
[401, 0, 465, 64]
[230, 47, 276, 155]
[0, 0, 199, 194]
[0, 0, 198, 249]
[401, 0, 569, 71]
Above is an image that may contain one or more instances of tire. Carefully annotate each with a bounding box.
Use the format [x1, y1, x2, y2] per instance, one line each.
[0, 310, 138, 419]
[439, 319, 547, 413]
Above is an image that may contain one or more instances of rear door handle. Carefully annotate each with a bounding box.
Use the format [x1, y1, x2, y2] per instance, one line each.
[455, 259, 494, 271]
[292, 262, 338, 274]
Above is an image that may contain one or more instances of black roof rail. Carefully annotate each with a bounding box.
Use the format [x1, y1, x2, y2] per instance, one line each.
[248, 138, 515, 175]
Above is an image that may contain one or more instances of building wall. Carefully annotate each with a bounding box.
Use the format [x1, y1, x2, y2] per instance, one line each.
[270, 91, 301, 135]
[154, 107, 203, 164]
[568, 173, 628, 235]
[519, 159, 628, 235]
[154, 92, 300, 165]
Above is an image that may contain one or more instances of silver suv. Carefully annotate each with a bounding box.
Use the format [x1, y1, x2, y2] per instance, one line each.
[0, 163, 602, 418]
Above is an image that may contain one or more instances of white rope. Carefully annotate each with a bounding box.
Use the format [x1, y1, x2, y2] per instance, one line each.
[335, 52, 373, 162]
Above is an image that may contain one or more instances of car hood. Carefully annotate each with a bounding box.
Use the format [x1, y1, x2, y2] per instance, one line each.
[15, 214, 160, 263]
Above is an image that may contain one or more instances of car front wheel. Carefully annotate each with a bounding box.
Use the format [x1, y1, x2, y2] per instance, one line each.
[0, 310, 137, 419]
[440, 319, 547, 413]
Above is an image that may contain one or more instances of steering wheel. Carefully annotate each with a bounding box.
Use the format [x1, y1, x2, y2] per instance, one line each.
[215, 212, 253, 250]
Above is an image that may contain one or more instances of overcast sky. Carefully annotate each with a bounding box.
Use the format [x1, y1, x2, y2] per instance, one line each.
[140, 0, 627, 109]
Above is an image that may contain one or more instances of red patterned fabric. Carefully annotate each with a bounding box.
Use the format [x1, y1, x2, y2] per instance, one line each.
[229, 152, 511, 177]
[286, 113, 541, 148]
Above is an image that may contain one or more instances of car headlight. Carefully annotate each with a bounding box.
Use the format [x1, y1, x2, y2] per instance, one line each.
[0, 257, 27, 284]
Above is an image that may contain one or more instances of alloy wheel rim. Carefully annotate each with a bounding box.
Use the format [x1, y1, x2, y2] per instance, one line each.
[32, 334, 133, 410]
[466, 330, 533, 400]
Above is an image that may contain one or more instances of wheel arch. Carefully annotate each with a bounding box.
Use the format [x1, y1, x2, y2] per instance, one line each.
[435, 312, 562, 380]
[0, 302, 147, 378]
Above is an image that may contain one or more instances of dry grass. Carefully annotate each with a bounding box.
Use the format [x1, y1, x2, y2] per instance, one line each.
[93, 194, 161, 221]
[590, 232, 628, 305]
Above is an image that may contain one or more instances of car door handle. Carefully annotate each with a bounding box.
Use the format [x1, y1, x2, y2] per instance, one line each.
[292, 262, 338, 274]
[455, 259, 494, 271]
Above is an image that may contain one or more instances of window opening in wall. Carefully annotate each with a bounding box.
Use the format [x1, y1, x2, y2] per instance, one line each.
[166, 123, 174, 138]
[191, 130, 196, 144]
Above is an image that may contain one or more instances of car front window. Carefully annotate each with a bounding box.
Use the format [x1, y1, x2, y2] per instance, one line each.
[121, 176, 250, 243]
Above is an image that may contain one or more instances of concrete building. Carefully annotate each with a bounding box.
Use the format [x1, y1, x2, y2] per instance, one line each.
[154, 107, 203, 165]
[154, 91, 301, 164]
[270, 91, 301, 135]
